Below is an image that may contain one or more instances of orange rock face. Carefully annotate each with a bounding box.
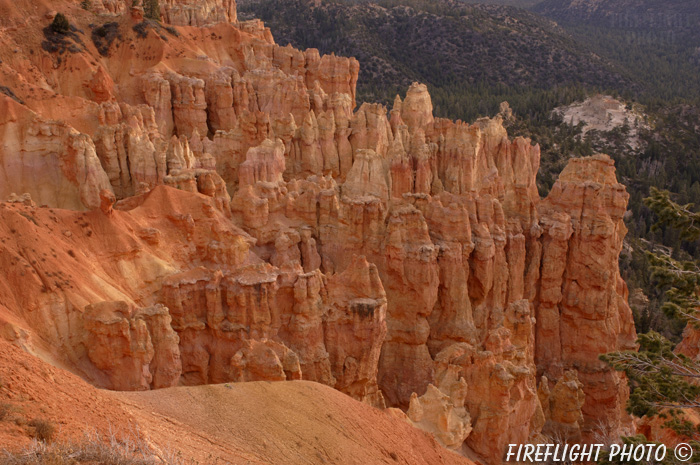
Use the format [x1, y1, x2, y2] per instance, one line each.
[0, 0, 636, 462]
[537, 154, 637, 441]
[84, 301, 181, 390]
[160, 0, 237, 26]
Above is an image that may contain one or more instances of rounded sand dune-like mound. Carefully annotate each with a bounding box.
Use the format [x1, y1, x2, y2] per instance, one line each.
[0, 340, 471, 464]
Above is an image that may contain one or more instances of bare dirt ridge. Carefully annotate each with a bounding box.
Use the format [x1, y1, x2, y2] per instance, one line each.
[0, 340, 470, 464]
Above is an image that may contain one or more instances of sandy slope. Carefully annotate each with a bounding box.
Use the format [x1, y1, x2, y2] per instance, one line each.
[0, 340, 139, 451]
[119, 381, 473, 465]
[0, 341, 472, 464]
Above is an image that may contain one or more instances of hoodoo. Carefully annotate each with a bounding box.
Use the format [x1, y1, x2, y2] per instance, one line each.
[0, 0, 636, 462]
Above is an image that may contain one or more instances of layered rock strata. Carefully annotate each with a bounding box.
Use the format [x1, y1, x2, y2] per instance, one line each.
[160, 0, 238, 26]
[84, 301, 181, 391]
[0, 0, 636, 462]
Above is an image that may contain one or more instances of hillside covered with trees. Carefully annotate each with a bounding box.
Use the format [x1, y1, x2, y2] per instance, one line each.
[238, 0, 631, 120]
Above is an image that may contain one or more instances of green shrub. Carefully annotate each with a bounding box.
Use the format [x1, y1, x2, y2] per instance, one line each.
[144, 0, 161, 21]
[50, 13, 70, 34]
[91, 22, 121, 56]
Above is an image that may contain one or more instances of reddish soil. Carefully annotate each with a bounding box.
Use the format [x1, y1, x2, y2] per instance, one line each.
[0, 340, 472, 464]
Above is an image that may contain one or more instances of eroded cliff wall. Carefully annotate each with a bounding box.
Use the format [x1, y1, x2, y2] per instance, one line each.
[0, 0, 636, 461]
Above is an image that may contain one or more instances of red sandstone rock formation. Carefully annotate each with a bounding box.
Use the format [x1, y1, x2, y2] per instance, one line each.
[0, 98, 112, 210]
[0, 0, 637, 462]
[537, 154, 637, 441]
[84, 301, 181, 390]
[538, 371, 586, 442]
[160, 0, 237, 26]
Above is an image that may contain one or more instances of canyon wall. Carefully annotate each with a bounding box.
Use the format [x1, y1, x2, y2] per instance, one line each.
[0, 0, 636, 462]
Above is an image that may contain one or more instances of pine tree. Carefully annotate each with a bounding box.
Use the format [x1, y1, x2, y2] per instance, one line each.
[603, 332, 700, 416]
[601, 187, 700, 459]
[144, 0, 161, 21]
[50, 13, 70, 34]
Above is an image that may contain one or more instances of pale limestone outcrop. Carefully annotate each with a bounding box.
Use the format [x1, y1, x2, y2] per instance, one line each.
[400, 83, 434, 133]
[168, 73, 208, 138]
[351, 103, 394, 157]
[406, 353, 471, 450]
[238, 138, 286, 188]
[205, 70, 238, 133]
[142, 73, 174, 139]
[92, 0, 127, 15]
[231, 339, 302, 382]
[94, 102, 167, 199]
[160, 0, 237, 26]
[539, 371, 586, 442]
[342, 149, 390, 202]
[162, 134, 232, 213]
[0, 97, 113, 210]
[244, 68, 310, 124]
[304, 51, 360, 108]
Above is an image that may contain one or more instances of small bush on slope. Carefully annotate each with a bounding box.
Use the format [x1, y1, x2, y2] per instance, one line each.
[1, 432, 194, 465]
[50, 13, 70, 34]
[0, 403, 12, 421]
[91, 22, 122, 56]
[28, 418, 55, 443]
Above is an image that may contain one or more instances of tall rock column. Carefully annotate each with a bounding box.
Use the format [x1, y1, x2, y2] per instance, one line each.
[537, 154, 637, 440]
[325, 255, 388, 408]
